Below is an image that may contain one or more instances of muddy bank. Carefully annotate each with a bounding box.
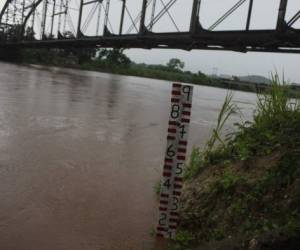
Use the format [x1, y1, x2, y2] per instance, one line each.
[178, 150, 300, 250]
[173, 79, 300, 250]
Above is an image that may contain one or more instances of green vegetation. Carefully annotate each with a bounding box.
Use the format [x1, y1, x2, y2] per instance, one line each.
[185, 74, 300, 178]
[1, 25, 299, 93]
[169, 75, 300, 249]
[184, 92, 240, 180]
[1, 45, 285, 93]
[17, 47, 216, 87]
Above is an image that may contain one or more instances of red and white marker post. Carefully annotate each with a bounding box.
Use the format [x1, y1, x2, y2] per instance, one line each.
[157, 83, 193, 239]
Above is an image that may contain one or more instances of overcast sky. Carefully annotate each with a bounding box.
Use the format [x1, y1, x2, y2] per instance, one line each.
[1, 0, 299, 82]
[126, 49, 299, 82]
[124, 0, 300, 82]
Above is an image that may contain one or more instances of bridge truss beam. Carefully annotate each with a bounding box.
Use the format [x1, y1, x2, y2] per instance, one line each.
[0, 0, 299, 53]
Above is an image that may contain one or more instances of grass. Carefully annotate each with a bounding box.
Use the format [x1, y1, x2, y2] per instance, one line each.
[212, 169, 245, 195]
[172, 74, 300, 249]
[184, 92, 239, 180]
[184, 73, 300, 180]
[231, 74, 300, 160]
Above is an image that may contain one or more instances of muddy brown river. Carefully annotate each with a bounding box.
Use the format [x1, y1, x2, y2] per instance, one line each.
[0, 62, 256, 249]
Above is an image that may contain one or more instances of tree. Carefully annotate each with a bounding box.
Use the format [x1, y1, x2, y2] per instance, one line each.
[197, 70, 206, 78]
[166, 58, 185, 71]
[97, 49, 131, 66]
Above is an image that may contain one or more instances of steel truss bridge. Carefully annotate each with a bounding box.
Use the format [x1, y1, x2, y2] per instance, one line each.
[0, 0, 299, 53]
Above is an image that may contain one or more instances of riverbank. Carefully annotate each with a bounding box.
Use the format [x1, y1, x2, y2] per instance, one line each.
[24, 59, 300, 100]
[20, 60, 281, 95]
[169, 77, 300, 250]
[0, 47, 278, 94]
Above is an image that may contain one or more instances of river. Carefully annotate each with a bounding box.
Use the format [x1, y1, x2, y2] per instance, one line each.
[0, 62, 256, 249]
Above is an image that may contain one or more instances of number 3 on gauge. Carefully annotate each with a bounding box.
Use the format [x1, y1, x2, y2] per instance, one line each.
[172, 196, 179, 211]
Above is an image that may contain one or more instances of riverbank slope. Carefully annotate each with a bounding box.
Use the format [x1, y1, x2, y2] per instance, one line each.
[171, 77, 300, 250]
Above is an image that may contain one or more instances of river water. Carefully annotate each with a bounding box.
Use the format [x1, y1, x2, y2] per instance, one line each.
[0, 62, 256, 249]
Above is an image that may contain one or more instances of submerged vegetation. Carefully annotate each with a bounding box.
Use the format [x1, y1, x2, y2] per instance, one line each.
[169, 75, 300, 250]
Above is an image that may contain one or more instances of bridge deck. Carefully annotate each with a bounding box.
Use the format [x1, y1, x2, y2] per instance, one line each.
[1, 30, 300, 54]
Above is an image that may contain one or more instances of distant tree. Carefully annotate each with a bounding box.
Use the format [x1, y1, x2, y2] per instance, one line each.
[197, 70, 206, 78]
[75, 48, 96, 64]
[97, 49, 131, 66]
[232, 76, 240, 81]
[184, 70, 192, 75]
[166, 58, 185, 71]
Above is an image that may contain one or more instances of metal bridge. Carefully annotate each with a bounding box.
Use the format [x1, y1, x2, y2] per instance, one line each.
[0, 0, 299, 53]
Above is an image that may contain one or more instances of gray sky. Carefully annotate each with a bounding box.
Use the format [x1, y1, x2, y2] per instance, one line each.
[124, 0, 300, 82]
[126, 48, 300, 83]
[1, 0, 299, 82]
